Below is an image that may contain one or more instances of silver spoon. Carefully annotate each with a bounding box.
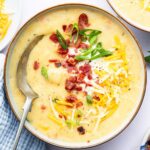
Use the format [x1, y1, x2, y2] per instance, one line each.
[13, 35, 44, 150]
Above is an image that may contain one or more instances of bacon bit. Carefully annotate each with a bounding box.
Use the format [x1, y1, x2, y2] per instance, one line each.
[75, 38, 82, 48]
[79, 64, 91, 74]
[41, 105, 46, 110]
[62, 25, 67, 32]
[76, 101, 83, 108]
[68, 76, 77, 83]
[85, 82, 93, 87]
[49, 59, 61, 68]
[77, 73, 85, 83]
[57, 47, 68, 55]
[93, 95, 100, 101]
[78, 43, 89, 49]
[75, 85, 82, 91]
[63, 115, 67, 120]
[66, 95, 78, 103]
[67, 66, 78, 73]
[49, 59, 59, 63]
[49, 33, 58, 43]
[66, 24, 73, 33]
[66, 57, 77, 66]
[78, 13, 90, 30]
[55, 62, 61, 68]
[33, 61, 40, 70]
[65, 79, 76, 91]
[77, 126, 85, 135]
[66, 39, 70, 46]
[61, 61, 67, 68]
[70, 38, 82, 48]
[87, 73, 92, 80]
[59, 114, 63, 118]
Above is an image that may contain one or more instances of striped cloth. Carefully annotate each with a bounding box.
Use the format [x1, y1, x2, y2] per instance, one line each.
[0, 54, 46, 150]
[140, 145, 146, 150]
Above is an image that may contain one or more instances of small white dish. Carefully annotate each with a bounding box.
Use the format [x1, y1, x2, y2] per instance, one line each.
[0, 0, 22, 51]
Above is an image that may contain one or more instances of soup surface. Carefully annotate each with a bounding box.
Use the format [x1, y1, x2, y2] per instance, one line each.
[9, 6, 145, 143]
[111, 0, 150, 28]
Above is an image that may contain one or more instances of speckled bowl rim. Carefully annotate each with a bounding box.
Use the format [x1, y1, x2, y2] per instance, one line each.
[4, 3, 147, 149]
[107, 0, 150, 32]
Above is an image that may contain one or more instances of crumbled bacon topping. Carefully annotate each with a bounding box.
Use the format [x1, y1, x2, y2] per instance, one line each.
[66, 24, 73, 33]
[75, 85, 82, 91]
[68, 76, 77, 83]
[77, 73, 85, 83]
[49, 59, 59, 63]
[66, 95, 83, 108]
[33, 61, 40, 70]
[87, 73, 92, 80]
[67, 66, 78, 73]
[78, 13, 90, 30]
[79, 64, 91, 74]
[76, 101, 83, 108]
[66, 95, 78, 103]
[62, 25, 67, 32]
[49, 33, 58, 43]
[77, 126, 85, 135]
[78, 43, 89, 49]
[41, 105, 46, 110]
[66, 57, 77, 66]
[49, 59, 62, 68]
[93, 94, 100, 101]
[65, 79, 76, 91]
[57, 47, 68, 55]
[70, 38, 82, 48]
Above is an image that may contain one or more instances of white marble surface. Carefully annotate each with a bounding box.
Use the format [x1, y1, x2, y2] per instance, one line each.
[0, 0, 150, 150]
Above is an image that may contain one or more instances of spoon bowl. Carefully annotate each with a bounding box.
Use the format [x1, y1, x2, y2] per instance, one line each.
[13, 35, 44, 150]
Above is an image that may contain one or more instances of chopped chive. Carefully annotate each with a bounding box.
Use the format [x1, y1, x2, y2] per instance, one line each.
[86, 95, 93, 105]
[71, 23, 79, 44]
[56, 30, 68, 50]
[41, 66, 48, 79]
[145, 55, 150, 63]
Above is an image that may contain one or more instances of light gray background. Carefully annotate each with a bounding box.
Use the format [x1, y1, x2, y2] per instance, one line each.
[0, 0, 150, 150]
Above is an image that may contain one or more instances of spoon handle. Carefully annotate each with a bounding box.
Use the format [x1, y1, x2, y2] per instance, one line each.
[13, 97, 32, 150]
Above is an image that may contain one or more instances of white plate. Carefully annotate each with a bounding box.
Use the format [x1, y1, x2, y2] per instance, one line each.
[0, 0, 22, 51]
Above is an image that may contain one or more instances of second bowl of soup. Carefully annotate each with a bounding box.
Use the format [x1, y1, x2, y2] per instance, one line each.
[108, 0, 150, 32]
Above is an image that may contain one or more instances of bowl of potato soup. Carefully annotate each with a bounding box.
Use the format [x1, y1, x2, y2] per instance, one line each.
[4, 4, 147, 149]
[107, 0, 150, 32]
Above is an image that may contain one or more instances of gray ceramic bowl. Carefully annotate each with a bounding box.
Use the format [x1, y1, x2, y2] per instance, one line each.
[4, 3, 147, 149]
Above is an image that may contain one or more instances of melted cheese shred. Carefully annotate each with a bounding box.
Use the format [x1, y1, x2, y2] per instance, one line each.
[141, 0, 150, 11]
[85, 36, 131, 131]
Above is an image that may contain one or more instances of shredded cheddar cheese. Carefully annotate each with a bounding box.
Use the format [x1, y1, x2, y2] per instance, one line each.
[48, 114, 64, 127]
[141, 0, 150, 11]
[0, 0, 11, 41]
[86, 36, 130, 130]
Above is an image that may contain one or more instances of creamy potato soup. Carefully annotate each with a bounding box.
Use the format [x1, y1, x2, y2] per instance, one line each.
[9, 6, 145, 143]
[111, 0, 150, 28]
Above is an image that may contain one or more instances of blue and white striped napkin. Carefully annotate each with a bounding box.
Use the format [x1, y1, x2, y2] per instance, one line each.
[0, 54, 46, 150]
